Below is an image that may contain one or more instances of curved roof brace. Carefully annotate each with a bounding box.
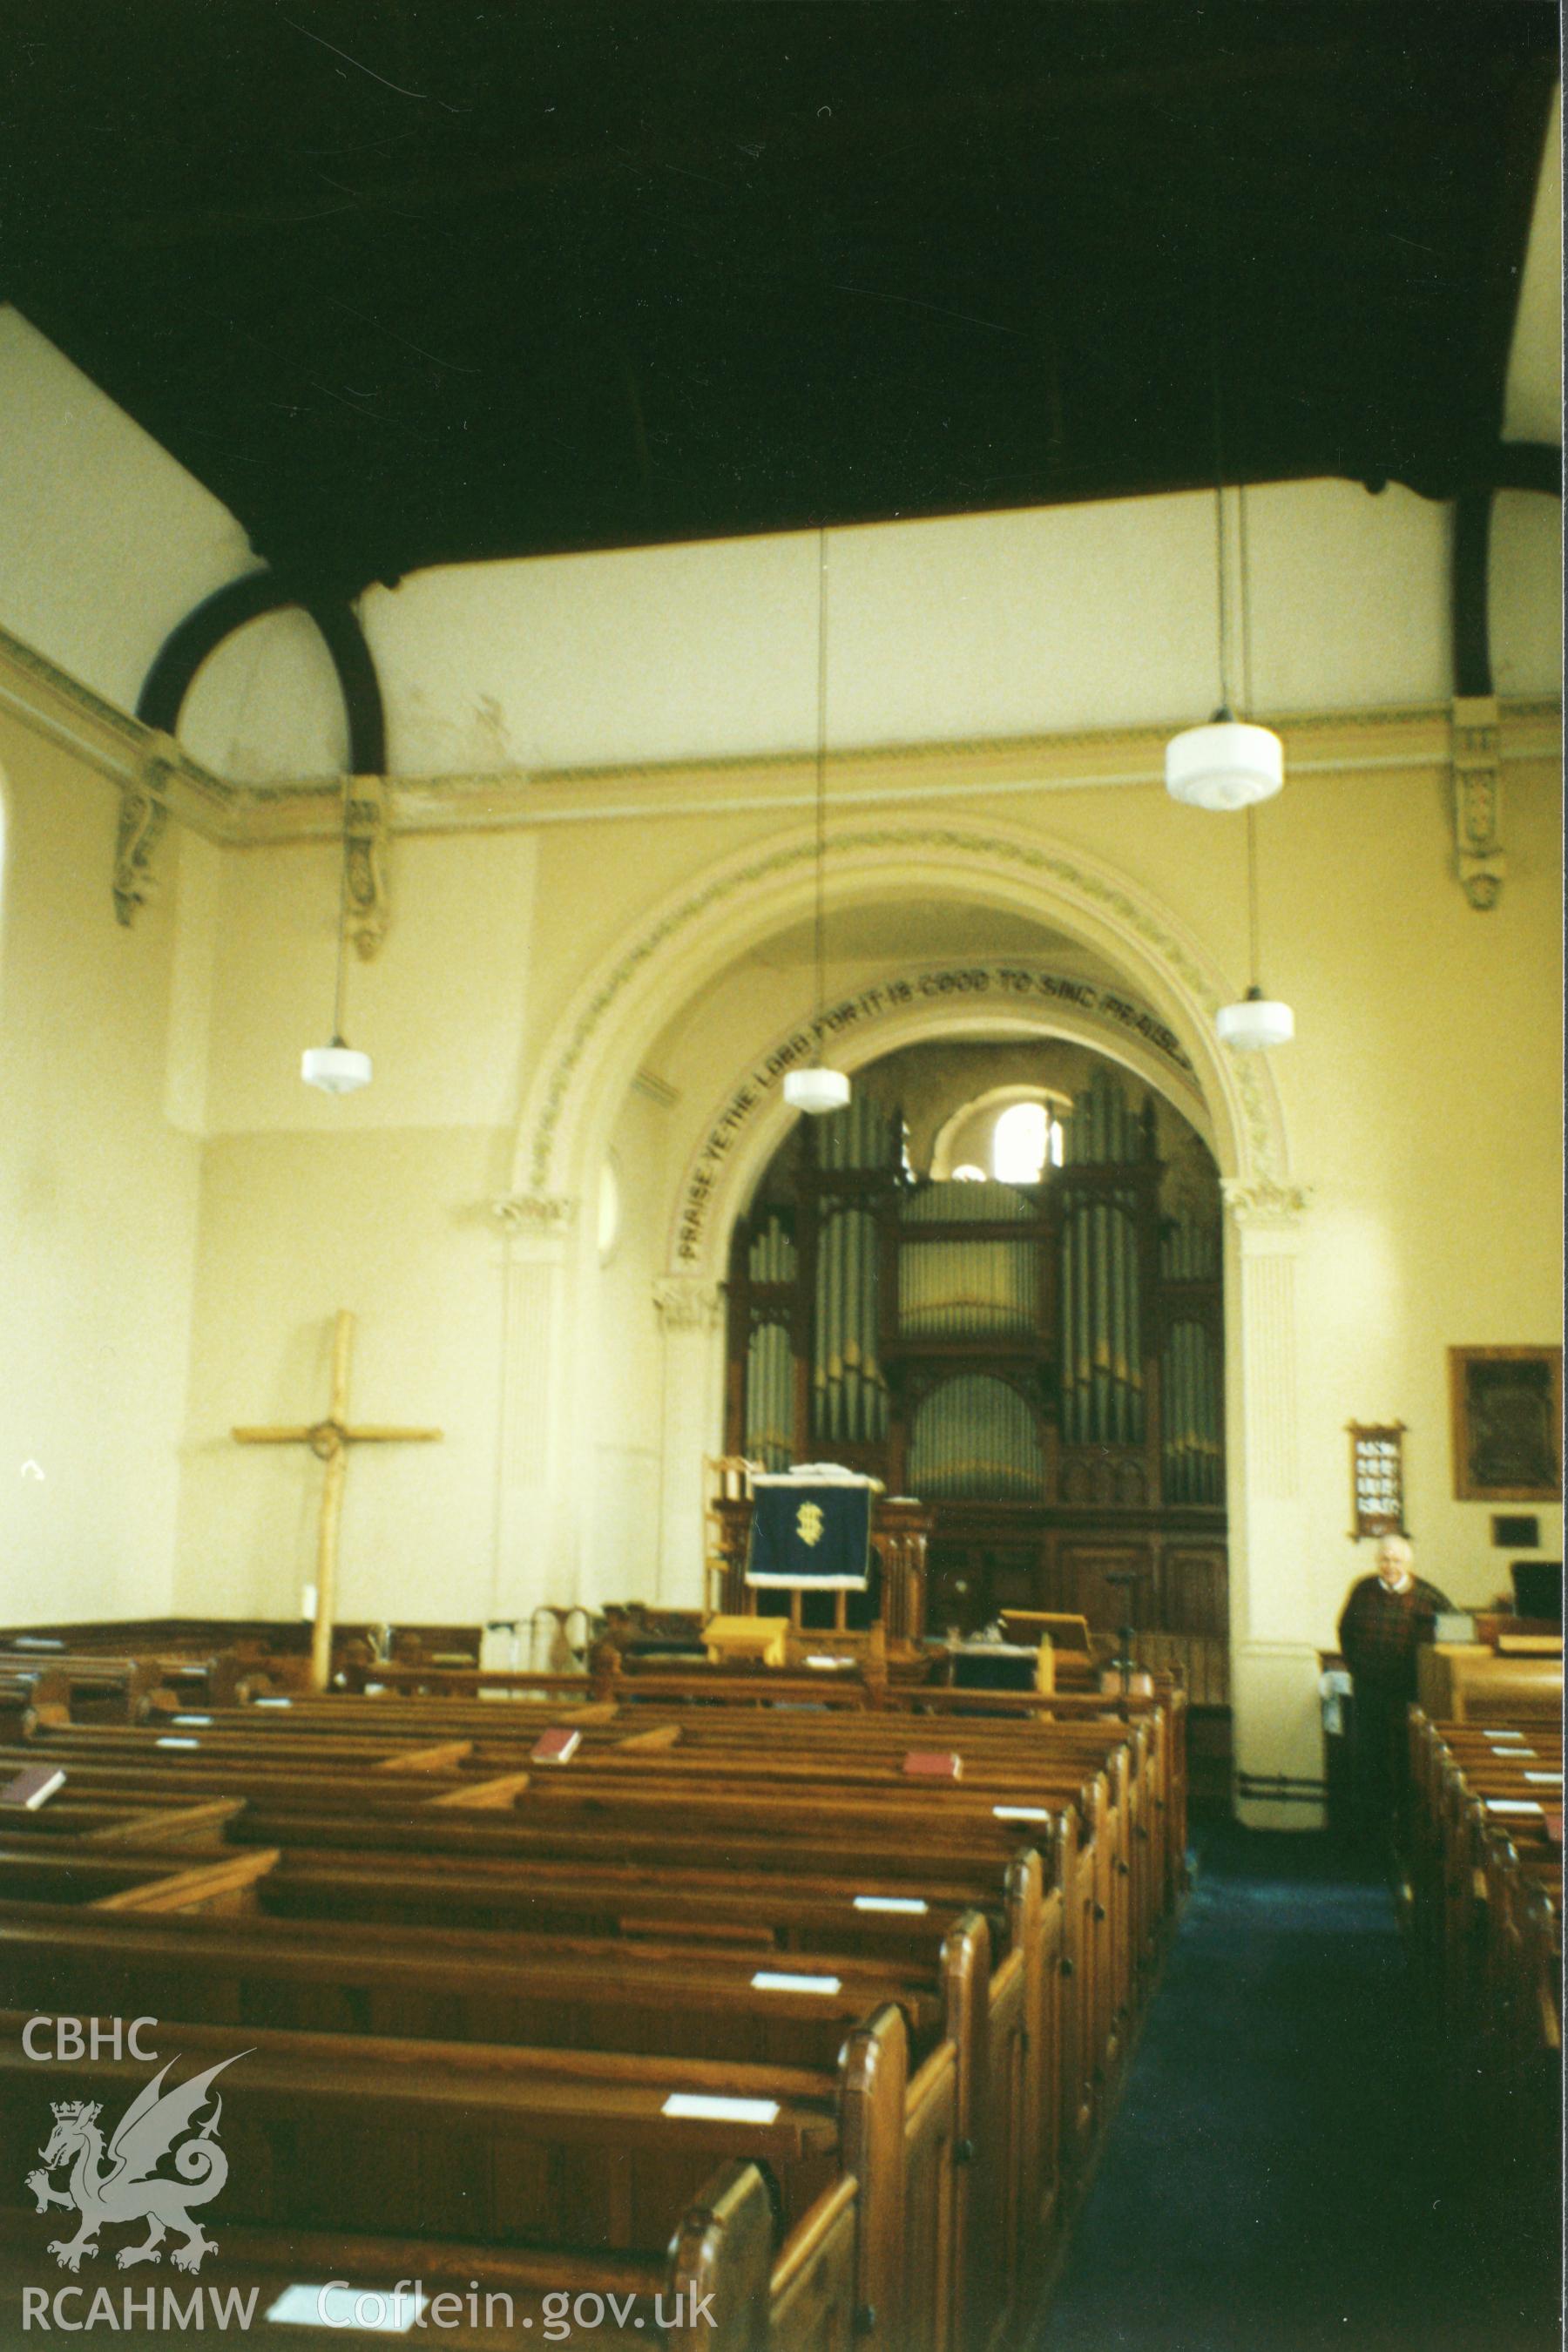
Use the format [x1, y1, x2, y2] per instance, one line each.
[136, 570, 387, 775]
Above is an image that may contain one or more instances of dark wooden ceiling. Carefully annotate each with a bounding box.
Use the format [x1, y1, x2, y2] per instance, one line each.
[3, 5, 1557, 595]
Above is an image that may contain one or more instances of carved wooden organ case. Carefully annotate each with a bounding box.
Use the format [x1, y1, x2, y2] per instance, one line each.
[724, 1065, 1230, 1702]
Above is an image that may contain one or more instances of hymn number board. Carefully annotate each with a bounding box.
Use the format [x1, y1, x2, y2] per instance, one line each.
[1348, 1422, 1407, 1538]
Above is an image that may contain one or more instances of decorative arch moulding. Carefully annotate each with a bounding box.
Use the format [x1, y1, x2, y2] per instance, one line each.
[667, 960, 1213, 1269]
[511, 814, 1287, 1210]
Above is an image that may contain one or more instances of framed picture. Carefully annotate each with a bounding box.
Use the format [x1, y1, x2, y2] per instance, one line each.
[1348, 1422, 1406, 1538]
[1448, 1347, 1563, 1502]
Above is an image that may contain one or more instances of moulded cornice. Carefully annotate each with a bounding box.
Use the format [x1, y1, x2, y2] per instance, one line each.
[195, 699, 1568, 841]
[0, 625, 239, 840]
[2, 623, 1558, 847]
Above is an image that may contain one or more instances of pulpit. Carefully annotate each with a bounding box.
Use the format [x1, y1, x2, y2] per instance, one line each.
[710, 1479, 931, 1645]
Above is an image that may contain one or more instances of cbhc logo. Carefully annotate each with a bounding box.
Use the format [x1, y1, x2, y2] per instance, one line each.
[22, 2018, 159, 2063]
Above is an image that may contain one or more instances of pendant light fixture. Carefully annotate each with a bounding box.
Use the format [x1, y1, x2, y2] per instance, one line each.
[1216, 804, 1294, 1049]
[783, 530, 851, 1115]
[1165, 483, 1282, 810]
[1166, 197, 1283, 813]
[301, 777, 372, 1094]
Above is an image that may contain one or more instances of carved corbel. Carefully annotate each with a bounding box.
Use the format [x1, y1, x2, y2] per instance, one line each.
[343, 774, 390, 959]
[1450, 695, 1505, 911]
[112, 737, 175, 926]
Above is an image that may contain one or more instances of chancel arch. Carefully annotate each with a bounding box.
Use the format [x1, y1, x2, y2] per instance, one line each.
[497, 812, 1315, 1821]
[504, 814, 1280, 1221]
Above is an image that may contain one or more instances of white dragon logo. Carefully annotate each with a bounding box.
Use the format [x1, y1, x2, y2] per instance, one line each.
[26, 2052, 247, 2274]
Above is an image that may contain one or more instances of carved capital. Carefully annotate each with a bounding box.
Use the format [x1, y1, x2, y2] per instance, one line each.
[652, 1276, 726, 1332]
[343, 774, 390, 959]
[1451, 695, 1505, 911]
[491, 1193, 578, 1234]
[112, 738, 175, 926]
[1222, 1175, 1310, 1233]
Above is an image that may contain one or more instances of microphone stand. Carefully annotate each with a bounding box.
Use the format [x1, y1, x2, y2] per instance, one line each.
[1104, 1567, 1141, 1708]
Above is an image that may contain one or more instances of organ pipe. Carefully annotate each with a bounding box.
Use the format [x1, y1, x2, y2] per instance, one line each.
[1109, 1197, 1126, 1442]
[1162, 1318, 1220, 1503]
[909, 1374, 1046, 1499]
[1058, 1187, 1144, 1447]
[899, 1182, 1036, 1338]
[812, 1206, 887, 1446]
[745, 1321, 793, 1470]
[1159, 1208, 1220, 1282]
[748, 1215, 797, 1285]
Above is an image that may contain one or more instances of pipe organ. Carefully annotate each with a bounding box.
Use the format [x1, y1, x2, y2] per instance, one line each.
[726, 1058, 1230, 1718]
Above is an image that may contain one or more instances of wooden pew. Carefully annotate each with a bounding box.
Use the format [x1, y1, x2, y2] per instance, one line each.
[0, 1652, 164, 1727]
[53, 1810, 1077, 2304]
[0, 2162, 777, 2348]
[0, 1666, 1178, 2349]
[0, 1666, 71, 1743]
[0, 1711, 1108, 2192]
[1400, 1708, 1562, 2158]
[0, 2003, 881, 2349]
[0, 1908, 985, 2350]
[181, 1682, 1181, 1999]
[4, 1812, 1061, 2346]
[0, 1844, 274, 1916]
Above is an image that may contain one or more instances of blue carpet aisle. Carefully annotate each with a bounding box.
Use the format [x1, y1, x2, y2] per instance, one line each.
[1032, 1819, 1562, 2352]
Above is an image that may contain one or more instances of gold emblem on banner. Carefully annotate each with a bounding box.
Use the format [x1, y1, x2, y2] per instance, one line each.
[796, 1502, 825, 1548]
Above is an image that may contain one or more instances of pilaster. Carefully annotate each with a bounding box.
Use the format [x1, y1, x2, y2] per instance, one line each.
[1222, 1176, 1323, 1826]
[652, 1276, 727, 1605]
[490, 1193, 580, 1615]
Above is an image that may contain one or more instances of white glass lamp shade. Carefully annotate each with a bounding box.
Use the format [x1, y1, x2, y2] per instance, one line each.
[783, 1065, 852, 1114]
[301, 1041, 373, 1094]
[1166, 718, 1283, 811]
[1215, 990, 1294, 1050]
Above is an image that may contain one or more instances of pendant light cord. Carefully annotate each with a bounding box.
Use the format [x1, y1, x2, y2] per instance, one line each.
[331, 775, 352, 1043]
[1238, 478, 1255, 719]
[1246, 802, 1261, 989]
[811, 527, 829, 1064]
[1212, 467, 1231, 717]
[1204, 136, 1235, 722]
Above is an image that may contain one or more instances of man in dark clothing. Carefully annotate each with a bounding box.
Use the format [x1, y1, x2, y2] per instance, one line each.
[1337, 1534, 1451, 1842]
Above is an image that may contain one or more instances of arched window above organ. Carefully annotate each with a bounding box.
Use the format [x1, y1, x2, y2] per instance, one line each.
[992, 1100, 1051, 1182]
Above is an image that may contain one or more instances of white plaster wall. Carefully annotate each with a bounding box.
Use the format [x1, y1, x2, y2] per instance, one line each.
[355, 481, 1557, 784]
[204, 831, 537, 1136]
[0, 309, 258, 714]
[0, 713, 205, 1621]
[173, 1125, 512, 1625]
[578, 1086, 674, 1608]
[179, 610, 350, 785]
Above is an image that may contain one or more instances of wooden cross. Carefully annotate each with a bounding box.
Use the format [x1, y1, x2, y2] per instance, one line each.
[233, 1310, 442, 1693]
